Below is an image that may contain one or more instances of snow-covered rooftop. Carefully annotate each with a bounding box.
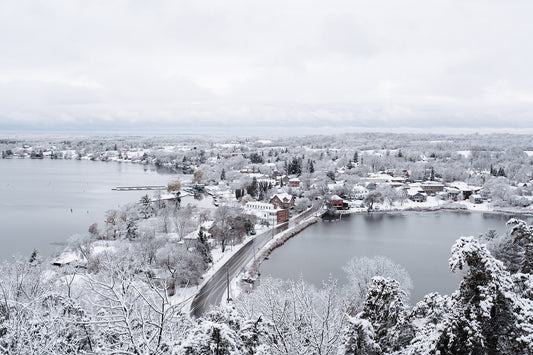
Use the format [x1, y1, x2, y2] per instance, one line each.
[271, 193, 293, 201]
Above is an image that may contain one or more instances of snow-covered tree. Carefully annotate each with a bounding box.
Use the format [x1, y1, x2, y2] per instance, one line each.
[197, 230, 213, 265]
[407, 292, 452, 354]
[340, 317, 381, 355]
[507, 219, 533, 274]
[84, 256, 188, 354]
[180, 319, 242, 354]
[235, 277, 345, 354]
[140, 194, 154, 219]
[364, 191, 384, 212]
[156, 244, 206, 288]
[174, 204, 195, 241]
[376, 184, 397, 209]
[487, 218, 533, 274]
[209, 205, 245, 252]
[180, 305, 273, 354]
[435, 237, 532, 354]
[343, 256, 413, 315]
[357, 277, 413, 353]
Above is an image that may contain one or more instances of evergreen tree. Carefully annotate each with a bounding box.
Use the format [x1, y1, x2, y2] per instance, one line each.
[181, 306, 272, 354]
[246, 177, 258, 198]
[239, 316, 273, 355]
[341, 317, 381, 355]
[353, 151, 359, 163]
[358, 277, 413, 353]
[435, 237, 531, 354]
[235, 188, 245, 200]
[288, 157, 302, 175]
[220, 168, 226, 181]
[488, 219, 533, 274]
[507, 219, 533, 274]
[140, 194, 154, 219]
[198, 230, 212, 264]
[126, 218, 137, 240]
[249, 153, 264, 164]
[408, 292, 452, 353]
[29, 249, 39, 263]
[181, 320, 241, 354]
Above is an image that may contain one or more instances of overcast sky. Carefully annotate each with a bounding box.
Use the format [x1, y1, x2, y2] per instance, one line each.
[1, 0, 533, 135]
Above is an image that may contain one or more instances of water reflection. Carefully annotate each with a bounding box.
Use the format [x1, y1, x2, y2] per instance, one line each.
[260, 211, 518, 303]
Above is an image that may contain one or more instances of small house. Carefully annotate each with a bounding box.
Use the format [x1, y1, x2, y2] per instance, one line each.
[288, 178, 301, 188]
[410, 192, 427, 203]
[270, 193, 295, 209]
[366, 183, 377, 191]
[330, 195, 344, 209]
[469, 194, 483, 204]
[421, 183, 444, 196]
[443, 187, 461, 201]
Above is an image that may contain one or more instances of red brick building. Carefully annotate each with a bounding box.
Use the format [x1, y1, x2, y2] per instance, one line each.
[276, 209, 290, 223]
[270, 193, 295, 209]
[330, 194, 348, 210]
[288, 178, 300, 188]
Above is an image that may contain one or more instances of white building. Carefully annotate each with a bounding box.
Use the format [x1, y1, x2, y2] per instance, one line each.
[244, 202, 278, 224]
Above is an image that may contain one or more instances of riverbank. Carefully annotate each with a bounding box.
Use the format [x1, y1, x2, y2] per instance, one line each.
[341, 196, 533, 217]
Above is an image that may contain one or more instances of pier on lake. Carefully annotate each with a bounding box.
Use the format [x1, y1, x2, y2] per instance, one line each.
[112, 185, 167, 191]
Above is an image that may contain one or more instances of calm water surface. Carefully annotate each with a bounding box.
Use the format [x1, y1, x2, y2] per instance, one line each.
[0, 159, 179, 259]
[260, 211, 533, 303]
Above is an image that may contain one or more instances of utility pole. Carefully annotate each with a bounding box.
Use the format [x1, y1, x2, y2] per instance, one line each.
[226, 265, 230, 301]
[253, 238, 256, 260]
[271, 215, 275, 239]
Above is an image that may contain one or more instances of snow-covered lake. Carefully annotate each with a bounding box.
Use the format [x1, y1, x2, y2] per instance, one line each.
[0, 159, 179, 260]
[260, 211, 533, 304]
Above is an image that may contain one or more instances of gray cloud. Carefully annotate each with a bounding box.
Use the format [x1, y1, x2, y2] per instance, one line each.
[1, 0, 532, 134]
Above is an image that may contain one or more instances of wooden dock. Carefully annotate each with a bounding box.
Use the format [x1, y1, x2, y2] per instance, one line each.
[112, 185, 167, 191]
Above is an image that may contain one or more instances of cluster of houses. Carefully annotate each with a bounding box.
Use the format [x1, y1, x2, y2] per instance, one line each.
[406, 181, 483, 203]
[238, 167, 502, 224]
[244, 193, 295, 226]
[362, 173, 488, 204]
[235, 162, 501, 226]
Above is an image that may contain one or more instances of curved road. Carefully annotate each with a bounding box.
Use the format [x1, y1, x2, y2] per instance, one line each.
[190, 202, 322, 318]
[190, 223, 288, 318]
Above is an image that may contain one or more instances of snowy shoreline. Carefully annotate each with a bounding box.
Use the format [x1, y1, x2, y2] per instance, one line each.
[340, 196, 533, 218]
[244, 216, 319, 281]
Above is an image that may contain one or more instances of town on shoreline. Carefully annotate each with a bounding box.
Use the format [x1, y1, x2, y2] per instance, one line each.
[3, 133, 533, 306]
[2, 133, 533, 354]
